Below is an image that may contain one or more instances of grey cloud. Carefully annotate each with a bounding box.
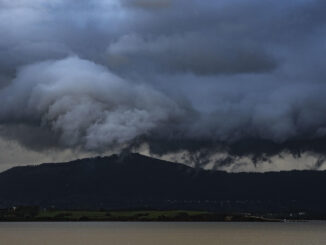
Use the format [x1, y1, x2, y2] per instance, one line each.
[107, 33, 277, 75]
[0, 57, 186, 151]
[0, 0, 326, 169]
[123, 0, 172, 10]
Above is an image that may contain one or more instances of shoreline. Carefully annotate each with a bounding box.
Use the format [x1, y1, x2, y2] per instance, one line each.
[0, 209, 287, 222]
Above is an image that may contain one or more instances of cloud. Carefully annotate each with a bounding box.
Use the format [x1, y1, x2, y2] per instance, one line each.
[0, 57, 185, 151]
[107, 33, 277, 75]
[123, 0, 172, 10]
[0, 0, 326, 169]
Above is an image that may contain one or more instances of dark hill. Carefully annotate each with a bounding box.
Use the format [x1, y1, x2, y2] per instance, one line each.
[0, 153, 325, 213]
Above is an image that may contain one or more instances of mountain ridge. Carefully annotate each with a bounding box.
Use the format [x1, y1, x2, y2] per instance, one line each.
[0, 153, 325, 213]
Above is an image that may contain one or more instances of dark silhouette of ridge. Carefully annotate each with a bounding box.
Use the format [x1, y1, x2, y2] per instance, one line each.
[0, 153, 325, 213]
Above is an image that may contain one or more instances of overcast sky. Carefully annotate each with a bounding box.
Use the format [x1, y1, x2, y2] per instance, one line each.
[0, 0, 326, 171]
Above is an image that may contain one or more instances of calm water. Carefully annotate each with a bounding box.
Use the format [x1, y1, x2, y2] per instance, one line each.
[0, 222, 325, 245]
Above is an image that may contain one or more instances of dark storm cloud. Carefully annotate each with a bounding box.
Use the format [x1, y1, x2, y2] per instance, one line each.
[107, 33, 277, 75]
[0, 0, 326, 165]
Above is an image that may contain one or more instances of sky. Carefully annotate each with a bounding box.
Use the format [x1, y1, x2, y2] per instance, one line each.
[0, 0, 326, 171]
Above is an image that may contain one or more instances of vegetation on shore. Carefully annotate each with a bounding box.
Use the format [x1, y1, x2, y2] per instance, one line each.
[0, 207, 281, 222]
